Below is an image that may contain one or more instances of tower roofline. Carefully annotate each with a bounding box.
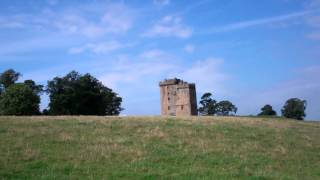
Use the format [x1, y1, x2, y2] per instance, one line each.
[159, 78, 194, 86]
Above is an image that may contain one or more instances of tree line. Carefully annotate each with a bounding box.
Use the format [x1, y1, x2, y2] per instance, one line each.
[0, 69, 307, 120]
[0, 69, 123, 116]
[198, 93, 307, 120]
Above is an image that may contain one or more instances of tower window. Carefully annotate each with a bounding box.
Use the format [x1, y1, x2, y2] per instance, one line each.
[168, 106, 170, 110]
[168, 97, 170, 101]
[181, 105, 184, 110]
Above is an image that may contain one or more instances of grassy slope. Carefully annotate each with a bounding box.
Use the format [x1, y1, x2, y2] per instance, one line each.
[0, 116, 319, 179]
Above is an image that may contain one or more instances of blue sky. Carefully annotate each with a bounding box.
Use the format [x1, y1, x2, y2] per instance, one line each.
[0, 0, 319, 120]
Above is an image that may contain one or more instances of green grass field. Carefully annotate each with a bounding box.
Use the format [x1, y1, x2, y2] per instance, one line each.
[0, 116, 319, 179]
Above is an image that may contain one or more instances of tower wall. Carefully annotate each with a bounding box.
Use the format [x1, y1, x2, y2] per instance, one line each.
[159, 78, 198, 116]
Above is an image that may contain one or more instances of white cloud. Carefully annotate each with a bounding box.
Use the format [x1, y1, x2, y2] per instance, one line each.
[139, 49, 170, 59]
[204, 10, 317, 33]
[53, 14, 105, 38]
[172, 58, 230, 95]
[101, 4, 134, 33]
[184, 44, 195, 53]
[69, 41, 129, 54]
[0, 3, 134, 38]
[153, 0, 171, 6]
[53, 4, 133, 37]
[143, 15, 192, 38]
[99, 56, 176, 89]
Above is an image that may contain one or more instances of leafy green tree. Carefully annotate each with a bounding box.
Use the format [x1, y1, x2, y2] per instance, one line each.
[47, 71, 123, 115]
[258, 104, 277, 116]
[0, 83, 40, 115]
[24, 80, 43, 95]
[281, 98, 307, 120]
[216, 100, 237, 116]
[198, 93, 217, 115]
[0, 69, 21, 89]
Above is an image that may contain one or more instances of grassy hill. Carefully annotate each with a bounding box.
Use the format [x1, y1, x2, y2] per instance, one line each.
[0, 116, 319, 179]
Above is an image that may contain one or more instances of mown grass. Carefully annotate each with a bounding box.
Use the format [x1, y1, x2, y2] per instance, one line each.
[0, 116, 319, 179]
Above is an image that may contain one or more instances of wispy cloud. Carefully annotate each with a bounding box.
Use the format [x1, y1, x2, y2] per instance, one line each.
[184, 44, 195, 53]
[98, 53, 177, 89]
[204, 10, 318, 33]
[174, 0, 211, 16]
[52, 14, 105, 38]
[53, 4, 134, 38]
[101, 4, 134, 33]
[171, 58, 230, 95]
[0, 3, 134, 38]
[69, 41, 133, 54]
[153, 0, 170, 6]
[139, 49, 169, 59]
[143, 15, 192, 38]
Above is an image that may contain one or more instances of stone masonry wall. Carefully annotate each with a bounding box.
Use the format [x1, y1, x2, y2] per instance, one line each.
[159, 78, 198, 116]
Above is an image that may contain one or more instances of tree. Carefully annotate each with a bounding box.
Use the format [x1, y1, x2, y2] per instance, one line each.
[0, 69, 21, 89]
[198, 92, 217, 115]
[216, 100, 237, 116]
[258, 104, 277, 116]
[46, 71, 123, 115]
[24, 80, 43, 95]
[42, 109, 49, 115]
[0, 83, 40, 115]
[281, 98, 307, 120]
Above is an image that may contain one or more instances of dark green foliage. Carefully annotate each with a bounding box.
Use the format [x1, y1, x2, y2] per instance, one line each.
[258, 104, 277, 116]
[47, 71, 123, 115]
[0, 84, 40, 115]
[0, 69, 21, 89]
[281, 98, 307, 120]
[42, 109, 49, 115]
[24, 80, 43, 95]
[198, 92, 216, 115]
[0, 69, 41, 115]
[216, 100, 237, 116]
[199, 93, 237, 116]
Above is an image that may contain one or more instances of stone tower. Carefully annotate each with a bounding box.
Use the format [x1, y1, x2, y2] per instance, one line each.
[159, 78, 198, 116]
